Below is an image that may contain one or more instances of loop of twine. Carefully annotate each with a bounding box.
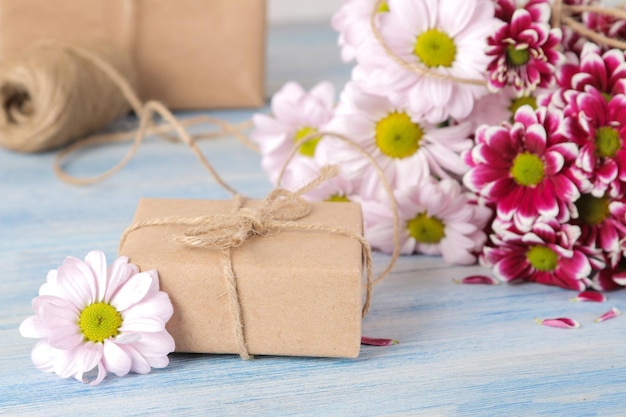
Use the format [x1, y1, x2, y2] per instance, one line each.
[47, 42, 400, 359]
[552, 0, 626, 50]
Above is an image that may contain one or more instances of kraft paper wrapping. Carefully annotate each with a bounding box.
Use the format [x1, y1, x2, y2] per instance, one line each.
[119, 198, 365, 358]
[0, 0, 265, 109]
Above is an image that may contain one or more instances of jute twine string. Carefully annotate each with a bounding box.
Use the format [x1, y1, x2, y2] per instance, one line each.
[50, 42, 400, 359]
[552, 0, 626, 50]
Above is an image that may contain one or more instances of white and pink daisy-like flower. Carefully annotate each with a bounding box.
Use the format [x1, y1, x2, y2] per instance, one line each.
[317, 82, 474, 198]
[565, 87, 626, 198]
[464, 86, 540, 130]
[487, 2, 563, 95]
[363, 177, 492, 265]
[464, 105, 580, 230]
[484, 219, 593, 290]
[541, 43, 626, 109]
[332, 0, 390, 62]
[19, 251, 174, 385]
[354, 0, 497, 123]
[250, 81, 336, 187]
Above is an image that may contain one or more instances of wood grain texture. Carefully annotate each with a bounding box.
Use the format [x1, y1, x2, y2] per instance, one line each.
[1, 22, 626, 417]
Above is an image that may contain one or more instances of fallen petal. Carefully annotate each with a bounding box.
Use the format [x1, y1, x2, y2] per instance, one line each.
[535, 317, 580, 329]
[454, 275, 500, 285]
[595, 307, 621, 323]
[569, 291, 606, 303]
[361, 336, 399, 346]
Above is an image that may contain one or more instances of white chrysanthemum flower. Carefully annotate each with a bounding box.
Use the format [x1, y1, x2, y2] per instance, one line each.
[20, 251, 175, 385]
[363, 177, 492, 265]
[317, 82, 474, 199]
[355, 0, 498, 123]
[250, 81, 335, 187]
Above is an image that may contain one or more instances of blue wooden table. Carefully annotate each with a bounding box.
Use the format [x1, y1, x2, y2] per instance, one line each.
[2, 21, 626, 417]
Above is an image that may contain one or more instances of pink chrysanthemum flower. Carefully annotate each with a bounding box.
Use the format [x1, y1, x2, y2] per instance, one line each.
[540, 43, 626, 109]
[19, 251, 175, 385]
[573, 194, 626, 265]
[463, 105, 580, 230]
[332, 0, 390, 62]
[317, 82, 474, 198]
[565, 87, 626, 198]
[484, 219, 593, 290]
[487, 3, 563, 94]
[251, 81, 336, 186]
[354, 0, 497, 123]
[363, 177, 492, 265]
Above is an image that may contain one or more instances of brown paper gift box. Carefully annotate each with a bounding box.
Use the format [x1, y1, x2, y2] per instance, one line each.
[118, 198, 365, 358]
[0, 0, 265, 109]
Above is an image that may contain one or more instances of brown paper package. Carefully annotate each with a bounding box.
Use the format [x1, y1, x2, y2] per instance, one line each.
[0, 0, 266, 109]
[119, 198, 365, 358]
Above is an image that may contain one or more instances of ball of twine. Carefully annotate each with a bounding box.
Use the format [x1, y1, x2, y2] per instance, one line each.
[0, 40, 137, 153]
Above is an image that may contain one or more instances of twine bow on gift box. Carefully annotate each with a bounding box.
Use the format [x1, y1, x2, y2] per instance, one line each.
[45, 42, 400, 360]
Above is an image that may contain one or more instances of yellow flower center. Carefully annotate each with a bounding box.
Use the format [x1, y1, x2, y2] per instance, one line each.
[576, 194, 610, 226]
[375, 112, 424, 159]
[407, 212, 445, 244]
[510, 152, 545, 186]
[78, 302, 123, 343]
[294, 126, 321, 157]
[326, 194, 350, 202]
[378, 1, 390, 12]
[595, 126, 621, 158]
[414, 29, 457, 68]
[526, 245, 558, 272]
[509, 96, 537, 118]
[506, 45, 530, 66]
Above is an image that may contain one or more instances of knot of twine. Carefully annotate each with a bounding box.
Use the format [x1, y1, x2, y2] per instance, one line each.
[119, 165, 376, 360]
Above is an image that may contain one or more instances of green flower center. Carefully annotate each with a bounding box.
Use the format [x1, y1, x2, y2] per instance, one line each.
[506, 45, 530, 66]
[510, 152, 545, 186]
[375, 112, 424, 159]
[414, 29, 457, 68]
[576, 194, 610, 225]
[78, 302, 123, 343]
[526, 245, 559, 272]
[294, 126, 321, 158]
[595, 126, 621, 158]
[509, 96, 537, 118]
[601, 92, 612, 102]
[326, 194, 350, 202]
[378, 1, 390, 12]
[407, 212, 445, 244]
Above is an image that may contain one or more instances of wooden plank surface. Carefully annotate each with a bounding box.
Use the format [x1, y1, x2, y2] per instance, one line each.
[1, 21, 626, 417]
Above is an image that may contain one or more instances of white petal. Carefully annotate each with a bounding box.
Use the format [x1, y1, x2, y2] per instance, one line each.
[110, 272, 154, 311]
[103, 340, 132, 377]
[84, 251, 108, 302]
[31, 340, 56, 373]
[131, 331, 175, 357]
[105, 256, 136, 302]
[75, 342, 103, 373]
[57, 257, 96, 308]
[120, 317, 165, 333]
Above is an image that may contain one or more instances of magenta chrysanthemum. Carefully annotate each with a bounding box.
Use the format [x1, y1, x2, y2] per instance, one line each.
[19, 251, 175, 385]
[541, 43, 626, 109]
[565, 87, 626, 198]
[484, 219, 592, 290]
[487, 4, 563, 94]
[464, 105, 579, 230]
[363, 178, 491, 265]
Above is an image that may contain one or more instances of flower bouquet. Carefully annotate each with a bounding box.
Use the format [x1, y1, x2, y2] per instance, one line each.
[251, 0, 626, 292]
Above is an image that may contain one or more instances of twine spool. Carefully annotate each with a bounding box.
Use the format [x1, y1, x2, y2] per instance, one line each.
[0, 40, 137, 153]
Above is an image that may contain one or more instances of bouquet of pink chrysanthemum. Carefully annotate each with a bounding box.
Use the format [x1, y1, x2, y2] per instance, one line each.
[250, 0, 626, 292]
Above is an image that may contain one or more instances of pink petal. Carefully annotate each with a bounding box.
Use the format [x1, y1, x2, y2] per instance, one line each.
[361, 336, 399, 346]
[84, 250, 108, 301]
[569, 291, 606, 303]
[536, 317, 580, 329]
[454, 275, 500, 285]
[110, 272, 154, 312]
[595, 307, 621, 323]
